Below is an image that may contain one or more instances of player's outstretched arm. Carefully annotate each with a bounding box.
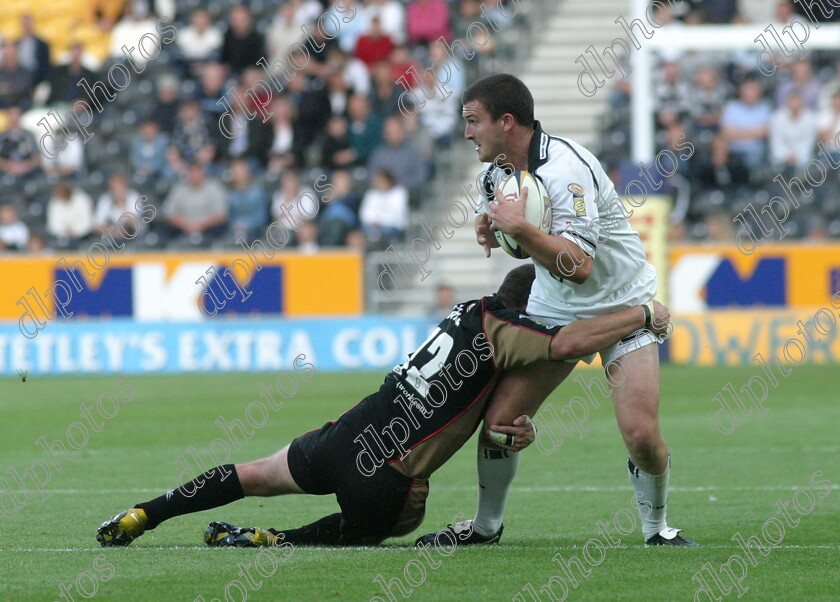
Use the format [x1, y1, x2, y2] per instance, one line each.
[550, 301, 670, 360]
[488, 187, 593, 283]
[485, 301, 671, 451]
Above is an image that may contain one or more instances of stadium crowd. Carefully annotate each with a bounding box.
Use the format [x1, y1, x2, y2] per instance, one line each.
[598, 0, 840, 241]
[0, 0, 518, 253]
[5, 0, 840, 255]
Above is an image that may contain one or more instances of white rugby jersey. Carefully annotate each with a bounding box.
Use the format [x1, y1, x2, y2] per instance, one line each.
[478, 121, 656, 322]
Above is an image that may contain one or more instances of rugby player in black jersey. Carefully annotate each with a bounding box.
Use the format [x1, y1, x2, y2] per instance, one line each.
[96, 266, 669, 548]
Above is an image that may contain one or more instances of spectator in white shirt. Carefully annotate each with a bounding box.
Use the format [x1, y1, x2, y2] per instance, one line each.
[177, 8, 223, 64]
[46, 181, 93, 246]
[0, 204, 29, 250]
[162, 162, 228, 245]
[290, 0, 324, 25]
[418, 70, 458, 147]
[271, 170, 320, 251]
[364, 0, 407, 45]
[266, 3, 303, 70]
[93, 172, 144, 241]
[737, 0, 778, 23]
[332, 0, 369, 54]
[770, 92, 818, 170]
[268, 97, 296, 173]
[41, 133, 84, 179]
[109, 1, 160, 67]
[427, 41, 465, 99]
[326, 48, 371, 98]
[360, 169, 408, 248]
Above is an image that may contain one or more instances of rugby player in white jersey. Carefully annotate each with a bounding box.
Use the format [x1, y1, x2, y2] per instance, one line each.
[417, 74, 698, 547]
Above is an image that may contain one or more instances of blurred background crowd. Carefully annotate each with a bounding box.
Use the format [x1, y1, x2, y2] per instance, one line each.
[2, 0, 840, 256]
[598, 0, 840, 241]
[0, 0, 515, 253]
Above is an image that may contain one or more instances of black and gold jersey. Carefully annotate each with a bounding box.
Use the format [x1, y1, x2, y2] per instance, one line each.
[335, 294, 560, 479]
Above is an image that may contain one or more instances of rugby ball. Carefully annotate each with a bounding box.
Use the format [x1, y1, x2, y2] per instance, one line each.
[494, 171, 552, 259]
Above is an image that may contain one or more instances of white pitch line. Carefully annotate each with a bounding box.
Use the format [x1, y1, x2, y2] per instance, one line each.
[682, 446, 840, 453]
[441, 485, 840, 493]
[0, 547, 215, 552]
[8, 488, 166, 495]
[8, 484, 839, 495]
[2, 544, 839, 553]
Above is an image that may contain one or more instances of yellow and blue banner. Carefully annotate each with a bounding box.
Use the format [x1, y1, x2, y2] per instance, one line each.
[666, 244, 840, 365]
[0, 317, 436, 376]
[0, 251, 363, 328]
[668, 244, 840, 311]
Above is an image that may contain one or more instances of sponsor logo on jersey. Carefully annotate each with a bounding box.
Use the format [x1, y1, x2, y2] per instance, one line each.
[536, 175, 552, 230]
[541, 204, 552, 230]
[568, 183, 586, 216]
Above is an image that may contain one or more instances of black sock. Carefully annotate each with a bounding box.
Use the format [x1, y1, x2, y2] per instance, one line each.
[136, 464, 245, 530]
[271, 513, 344, 546]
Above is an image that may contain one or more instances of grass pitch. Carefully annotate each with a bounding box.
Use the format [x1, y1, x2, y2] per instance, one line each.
[1, 364, 838, 601]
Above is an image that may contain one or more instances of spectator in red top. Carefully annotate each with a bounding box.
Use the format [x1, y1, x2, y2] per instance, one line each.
[354, 17, 395, 69]
[390, 46, 423, 92]
[406, 0, 453, 46]
[241, 67, 273, 117]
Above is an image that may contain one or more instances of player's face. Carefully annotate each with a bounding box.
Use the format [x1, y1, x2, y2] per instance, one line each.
[462, 100, 506, 163]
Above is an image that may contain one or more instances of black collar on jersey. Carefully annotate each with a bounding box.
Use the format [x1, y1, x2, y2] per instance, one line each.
[527, 120, 550, 172]
[528, 119, 601, 197]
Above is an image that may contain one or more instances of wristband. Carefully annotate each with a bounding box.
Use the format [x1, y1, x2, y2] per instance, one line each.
[642, 302, 653, 328]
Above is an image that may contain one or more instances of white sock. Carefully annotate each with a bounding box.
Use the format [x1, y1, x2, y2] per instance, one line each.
[472, 446, 520, 537]
[627, 456, 670, 539]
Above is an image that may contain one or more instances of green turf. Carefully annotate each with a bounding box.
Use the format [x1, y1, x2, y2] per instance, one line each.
[1, 365, 838, 601]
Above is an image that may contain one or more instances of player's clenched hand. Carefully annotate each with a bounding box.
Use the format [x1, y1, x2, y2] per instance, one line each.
[488, 186, 528, 237]
[487, 415, 537, 452]
[650, 300, 671, 335]
[475, 213, 499, 257]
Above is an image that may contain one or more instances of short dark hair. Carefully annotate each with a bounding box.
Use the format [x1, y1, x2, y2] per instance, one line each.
[496, 265, 536, 309]
[462, 74, 535, 127]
